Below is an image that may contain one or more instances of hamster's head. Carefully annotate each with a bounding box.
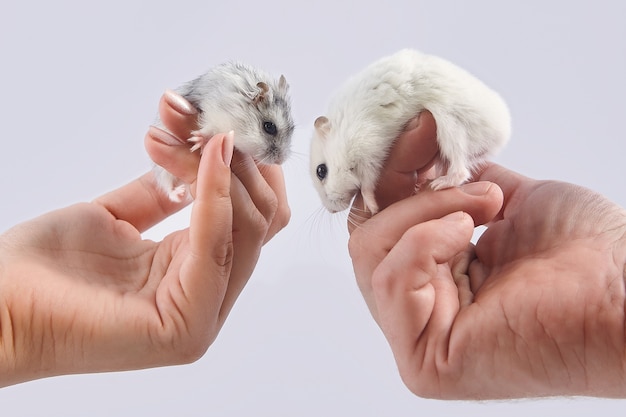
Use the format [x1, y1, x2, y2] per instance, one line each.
[235, 74, 295, 165]
[310, 116, 361, 213]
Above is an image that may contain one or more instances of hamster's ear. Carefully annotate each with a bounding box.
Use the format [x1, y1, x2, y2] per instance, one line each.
[248, 82, 269, 104]
[278, 75, 289, 93]
[314, 116, 331, 138]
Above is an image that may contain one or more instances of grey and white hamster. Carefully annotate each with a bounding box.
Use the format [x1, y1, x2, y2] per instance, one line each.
[310, 49, 511, 214]
[154, 61, 295, 202]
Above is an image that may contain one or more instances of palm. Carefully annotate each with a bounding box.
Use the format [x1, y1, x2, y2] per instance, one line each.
[349, 162, 626, 399]
[413, 167, 626, 398]
[3, 202, 205, 374]
[31, 204, 163, 290]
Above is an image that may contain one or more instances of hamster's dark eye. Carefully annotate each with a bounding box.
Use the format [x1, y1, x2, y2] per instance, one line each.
[263, 121, 277, 136]
[316, 164, 327, 181]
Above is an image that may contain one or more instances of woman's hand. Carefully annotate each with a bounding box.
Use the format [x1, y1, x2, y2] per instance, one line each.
[0, 90, 290, 387]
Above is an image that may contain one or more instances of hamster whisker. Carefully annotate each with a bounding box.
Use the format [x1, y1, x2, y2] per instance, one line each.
[286, 150, 307, 164]
[346, 212, 368, 231]
[304, 206, 348, 237]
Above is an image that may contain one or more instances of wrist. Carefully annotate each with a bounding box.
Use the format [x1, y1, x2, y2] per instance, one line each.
[0, 235, 50, 388]
[0, 235, 18, 387]
[597, 219, 626, 396]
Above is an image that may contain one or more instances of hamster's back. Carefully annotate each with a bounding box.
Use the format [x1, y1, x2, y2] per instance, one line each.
[329, 49, 510, 154]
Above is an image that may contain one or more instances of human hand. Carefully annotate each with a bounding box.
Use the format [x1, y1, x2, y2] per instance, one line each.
[145, 90, 291, 309]
[0, 91, 289, 387]
[348, 119, 626, 399]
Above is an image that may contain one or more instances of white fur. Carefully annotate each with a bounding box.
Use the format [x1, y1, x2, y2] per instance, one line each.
[154, 62, 295, 202]
[310, 49, 511, 213]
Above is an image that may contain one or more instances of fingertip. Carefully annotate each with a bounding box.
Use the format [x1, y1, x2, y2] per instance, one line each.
[158, 91, 200, 139]
[458, 181, 504, 225]
[163, 89, 198, 116]
[441, 210, 472, 224]
[459, 181, 493, 197]
[144, 126, 185, 166]
[222, 131, 234, 166]
[146, 125, 186, 146]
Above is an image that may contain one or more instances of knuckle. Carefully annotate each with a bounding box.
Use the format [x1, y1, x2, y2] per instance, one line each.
[263, 191, 279, 221]
[274, 202, 291, 231]
[370, 265, 394, 293]
[175, 334, 214, 365]
[246, 206, 271, 239]
[347, 229, 369, 260]
[402, 375, 443, 399]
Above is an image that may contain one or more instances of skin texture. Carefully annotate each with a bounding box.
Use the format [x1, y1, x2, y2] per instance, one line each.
[0, 91, 290, 387]
[348, 111, 626, 399]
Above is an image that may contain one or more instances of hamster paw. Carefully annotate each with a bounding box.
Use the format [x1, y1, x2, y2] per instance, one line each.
[430, 172, 468, 191]
[188, 135, 209, 153]
[168, 184, 187, 203]
[188, 126, 216, 152]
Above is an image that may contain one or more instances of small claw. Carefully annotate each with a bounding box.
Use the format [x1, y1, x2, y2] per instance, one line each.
[190, 127, 213, 138]
[188, 136, 207, 153]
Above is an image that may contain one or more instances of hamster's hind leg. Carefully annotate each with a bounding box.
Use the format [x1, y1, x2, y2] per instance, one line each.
[429, 118, 472, 190]
[429, 159, 471, 190]
[152, 165, 189, 203]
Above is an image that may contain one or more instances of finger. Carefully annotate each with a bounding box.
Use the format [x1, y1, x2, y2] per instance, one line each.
[177, 131, 234, 330]
[471, 163, 537, 222]
[371, 212, 474, 372]
[349, 181, 502, 235]
[388, 111, 439, 173]
[374, 111, 440, 211]
[347, 111, 439, 227]
[257, 164, 291, 243]
[213, 161, 290, 321]
[209, 150, 286, 322]
[230, 150, 278, 227]
[159, 89, 199, 139]
[216, 160, 291, 322]
[145, 126, 201, 185]
[145, 91, 202, 185]
[349, 181, 503, 314]
[94, 173, 187, 233]
[216, 173, 265, 323]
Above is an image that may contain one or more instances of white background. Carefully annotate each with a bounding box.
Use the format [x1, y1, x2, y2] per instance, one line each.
[1, 0, 625, 415]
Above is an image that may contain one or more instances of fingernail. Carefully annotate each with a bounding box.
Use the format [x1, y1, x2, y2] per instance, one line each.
[222, 131, 234, 166]
[164, 89, 197, 115]
[441, 211, 469, 222]
[460, 182, 492, 196]
[148, 125, 185, 145]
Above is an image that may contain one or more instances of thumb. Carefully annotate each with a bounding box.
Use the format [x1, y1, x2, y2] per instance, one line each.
[179, 132, 235, 320]
[372, 211, 474, 377]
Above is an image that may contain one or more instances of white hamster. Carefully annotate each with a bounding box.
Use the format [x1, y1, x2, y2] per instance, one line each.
[154, 61, 295, 202]
[310, 48, 511, 214]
